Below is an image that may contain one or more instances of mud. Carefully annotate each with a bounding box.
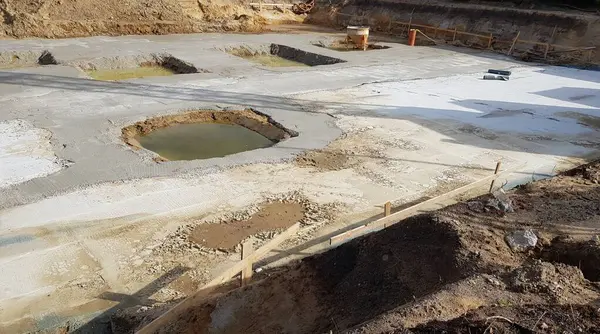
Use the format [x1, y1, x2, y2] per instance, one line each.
[189, 202, 305, 249]
[121, 109, 296, 159]
[312, 39, 391, 52]
[296, 150, 351, 171]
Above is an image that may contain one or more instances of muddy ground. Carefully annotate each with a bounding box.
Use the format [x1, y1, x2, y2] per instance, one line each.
[122, 159, 600, 333]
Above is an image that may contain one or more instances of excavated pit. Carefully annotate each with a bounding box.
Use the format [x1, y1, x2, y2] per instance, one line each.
[538, 236, 600, 282]
[313, 40, 392, 52]
[73, 54, 205, 81]
[226, 44, 346, 67]
[121, 109, 295, 161]
[154, 214, 475, 333]
[0, 51, 57, 69]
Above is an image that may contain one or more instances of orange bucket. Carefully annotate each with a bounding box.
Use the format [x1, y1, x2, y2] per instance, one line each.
[408, 29, 417, 46]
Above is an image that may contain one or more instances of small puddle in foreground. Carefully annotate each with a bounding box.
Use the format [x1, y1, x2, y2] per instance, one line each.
[135, 123, 275, 161]
[86, 66, 176, 80]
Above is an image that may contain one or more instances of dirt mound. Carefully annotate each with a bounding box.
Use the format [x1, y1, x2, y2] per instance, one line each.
[403, 304, 600, 333]
[0, 0, 285, 38]
[130, 160, 600, 334]
[155, 214, 476, 333]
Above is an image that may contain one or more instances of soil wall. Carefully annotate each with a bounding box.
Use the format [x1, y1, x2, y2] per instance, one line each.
[308, 0, 600, 62]
[0, 0, 293, 38]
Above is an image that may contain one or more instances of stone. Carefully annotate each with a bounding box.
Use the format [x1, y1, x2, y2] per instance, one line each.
[467, 201, 484, 213]
[505, 229, 538, 252]
[492, 189, 514, 213]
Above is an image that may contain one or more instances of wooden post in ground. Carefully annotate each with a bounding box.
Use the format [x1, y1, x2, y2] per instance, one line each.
[487, 33, 493, 49]
[434, 25, 438, 38]
[544, 43, 551, 59]
[241, 241, 254, 287]
[489, 161, 502, 193]
[384, 201, 391, 217]
[259, 0, 262, 11]
[507, 31, 520, 56]
[453, 27, 457, 41]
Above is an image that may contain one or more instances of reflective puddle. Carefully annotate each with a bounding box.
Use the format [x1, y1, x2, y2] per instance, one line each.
[243, 54, 309, 67]
[135, 123, 275, 161]
[86, 65, 176, 81]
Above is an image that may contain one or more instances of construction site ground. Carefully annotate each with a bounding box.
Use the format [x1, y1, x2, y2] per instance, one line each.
[143, 161, 600, 334]
[0, 27, 600, 333]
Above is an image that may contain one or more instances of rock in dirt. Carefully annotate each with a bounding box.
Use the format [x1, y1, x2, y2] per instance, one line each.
[492, 189, 514, 213]
[505, 229, 538, 252]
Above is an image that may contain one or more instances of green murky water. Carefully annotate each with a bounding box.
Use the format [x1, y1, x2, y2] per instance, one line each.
[136, 123, 275, 161]
[242, 54, 308, 67]
[86, 66, 175, 81]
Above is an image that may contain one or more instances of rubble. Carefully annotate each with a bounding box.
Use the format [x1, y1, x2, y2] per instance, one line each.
[505, 229, 538, 252]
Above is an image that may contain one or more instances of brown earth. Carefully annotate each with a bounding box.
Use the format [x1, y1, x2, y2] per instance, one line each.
[0, 0, 296, 38]
[121, 109, 295, 156]
[131, 159, 600, 334]
[189, 202, 305, 249]
[307, 0, 600, 64]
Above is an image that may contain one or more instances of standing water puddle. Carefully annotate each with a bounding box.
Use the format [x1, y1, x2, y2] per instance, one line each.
[86, 66, 176, 81]
[135, 123, 275, 161]
[244, 54, 309, 67]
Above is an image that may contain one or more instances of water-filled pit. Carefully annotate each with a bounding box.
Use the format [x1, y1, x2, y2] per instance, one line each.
[76, 54, 203, 81]
[135, 123, 275, 161]
[122, 109, 294, 161]
[86, 65, 176, 81]
[313, 40, 391, 52]
[226, 44, 346, 67]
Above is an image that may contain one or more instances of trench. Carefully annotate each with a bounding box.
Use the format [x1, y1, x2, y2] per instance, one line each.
[226, 44, 346, 67]
[75, 54, 205, 81]
[538, 236, 600, 282]
[121, 109, 295, 161]
[0, 50, 57, 69]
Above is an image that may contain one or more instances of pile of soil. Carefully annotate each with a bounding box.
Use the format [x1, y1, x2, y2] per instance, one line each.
[0, 0, 292, 38]
[128, 159, 600, 334]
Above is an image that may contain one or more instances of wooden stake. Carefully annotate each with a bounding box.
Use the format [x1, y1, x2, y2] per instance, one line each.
[507, 31, 520, 56]
[241, 241, 254, 286]
[434, 25, 438, 38]
[489, 161, 502, 193]
[384, 202, 391, 217]
[544, 43, 550, 59]
[487, 33, 493, 49]
[453, 27, 457, 41]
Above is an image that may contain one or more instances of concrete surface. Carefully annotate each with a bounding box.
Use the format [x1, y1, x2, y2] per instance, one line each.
[0, 31, 599, 332]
